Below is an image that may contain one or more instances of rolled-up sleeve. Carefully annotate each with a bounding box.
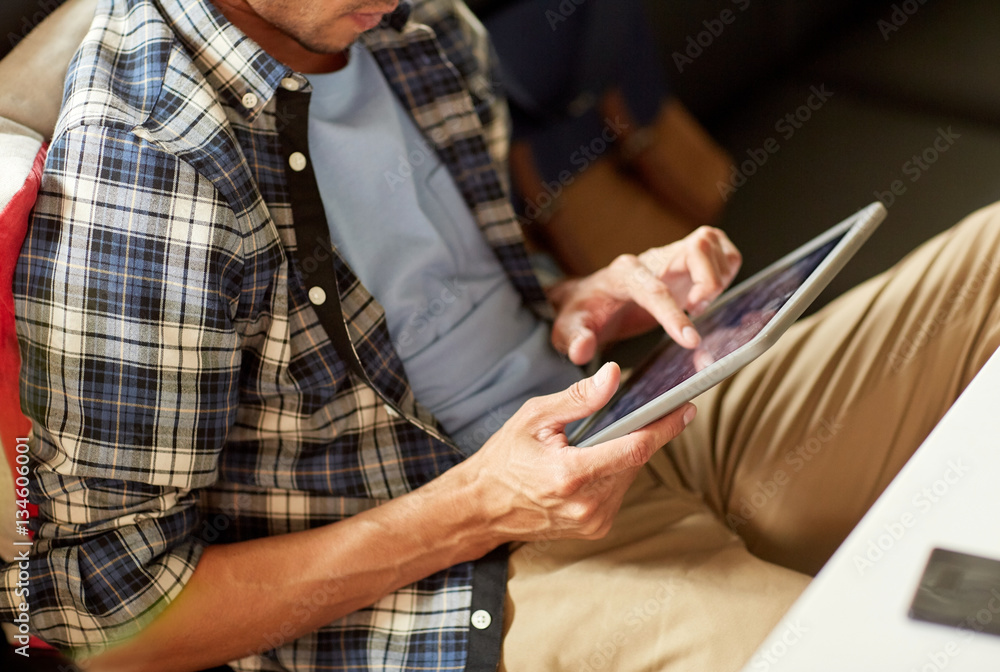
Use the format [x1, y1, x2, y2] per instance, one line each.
[0, 123, 244, 651]
[3, 469, 205, 649]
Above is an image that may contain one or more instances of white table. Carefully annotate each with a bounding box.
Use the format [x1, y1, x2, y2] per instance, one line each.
[741, 347, 1000, 671]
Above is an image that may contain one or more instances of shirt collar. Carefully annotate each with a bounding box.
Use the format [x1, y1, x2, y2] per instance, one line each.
[154, 0, 411, 123]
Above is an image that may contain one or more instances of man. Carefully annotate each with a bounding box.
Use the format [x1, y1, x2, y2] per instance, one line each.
[2, 1, 999, 672]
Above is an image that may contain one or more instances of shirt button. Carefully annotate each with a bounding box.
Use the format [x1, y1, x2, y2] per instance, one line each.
[280, 77, 301, 92]
[241, 92, 259, 109]
[289, 152, 308, 172]
[470, 609, 492, 630]
[385, 405, 400, 419]
[308, 286, 327, 306]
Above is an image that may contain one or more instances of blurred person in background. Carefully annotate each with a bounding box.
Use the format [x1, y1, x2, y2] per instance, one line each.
[470, 0, 732, 276]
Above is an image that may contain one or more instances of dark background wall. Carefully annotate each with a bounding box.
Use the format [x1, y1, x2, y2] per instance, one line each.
[643, 0, 1000, 306]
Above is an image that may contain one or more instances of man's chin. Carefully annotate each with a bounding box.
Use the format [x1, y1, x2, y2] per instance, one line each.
[292, 30, 358, 58]
[349, 11, 385, 32]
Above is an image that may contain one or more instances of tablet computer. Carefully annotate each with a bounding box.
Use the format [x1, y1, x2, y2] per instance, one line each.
[569, 202, 887, 447]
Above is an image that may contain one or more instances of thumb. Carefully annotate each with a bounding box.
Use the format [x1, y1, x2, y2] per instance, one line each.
[572, 403, 696, 477]
[551, 297, 617, 365]
[551, 310, 597, 363]
[529, 362, 621, 430]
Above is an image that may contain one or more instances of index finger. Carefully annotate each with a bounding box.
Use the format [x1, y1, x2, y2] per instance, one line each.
[681, 229, 744, 308]
[610, 254, 700, 348]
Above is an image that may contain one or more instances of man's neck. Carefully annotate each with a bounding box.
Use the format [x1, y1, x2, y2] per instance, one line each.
[211, 0, 348, 73]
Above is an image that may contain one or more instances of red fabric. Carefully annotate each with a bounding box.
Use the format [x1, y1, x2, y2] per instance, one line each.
[1, 143, 46, 474]
[1, 143, 50, 652]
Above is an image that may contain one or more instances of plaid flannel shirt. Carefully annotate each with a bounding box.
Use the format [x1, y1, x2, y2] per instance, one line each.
[1, 0, 550, 669]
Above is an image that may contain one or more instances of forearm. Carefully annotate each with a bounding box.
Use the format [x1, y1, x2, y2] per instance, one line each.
[83, 468, 494, 672]
[70, 346, 697, 672]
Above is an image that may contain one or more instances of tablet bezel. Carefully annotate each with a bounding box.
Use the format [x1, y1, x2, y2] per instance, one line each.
[569, 202, 887, 447]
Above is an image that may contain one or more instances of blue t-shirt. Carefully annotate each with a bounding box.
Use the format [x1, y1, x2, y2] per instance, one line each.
[307, 44, 582, 453]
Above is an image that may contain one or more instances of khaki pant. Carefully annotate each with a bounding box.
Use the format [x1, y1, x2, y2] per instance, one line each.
[501, 203, 1000, 671]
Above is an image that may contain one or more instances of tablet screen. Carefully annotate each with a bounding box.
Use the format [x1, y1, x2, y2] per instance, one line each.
[576, 233, 844, 442]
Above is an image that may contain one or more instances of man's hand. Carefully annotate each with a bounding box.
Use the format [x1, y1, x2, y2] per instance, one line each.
[547, 226, 742, 365]
[457, 362, 696, 544]
[79, 363, 692, 672]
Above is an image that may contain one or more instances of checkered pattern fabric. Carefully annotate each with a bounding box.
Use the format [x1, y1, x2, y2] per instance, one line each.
[0, 0, 539, 669]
